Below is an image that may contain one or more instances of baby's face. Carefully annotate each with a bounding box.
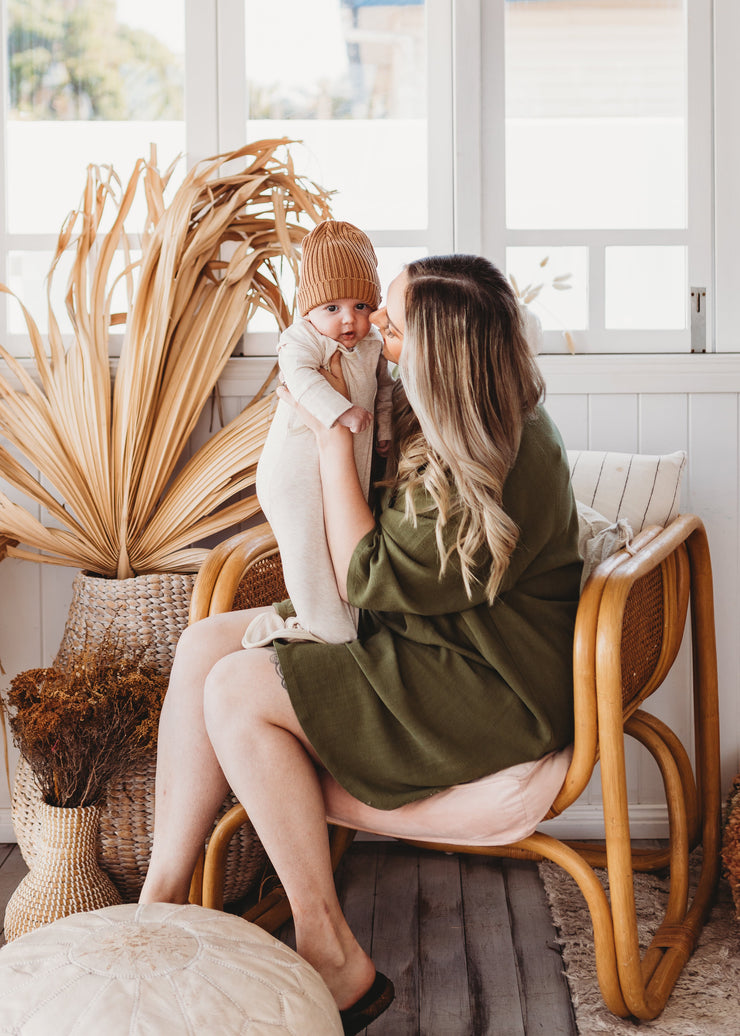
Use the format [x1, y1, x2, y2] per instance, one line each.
[305, 298, 372, 349]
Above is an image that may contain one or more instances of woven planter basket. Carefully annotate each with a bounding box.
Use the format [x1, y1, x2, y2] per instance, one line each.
[4, 802, 122, 941]
[12, 570, 267, 904]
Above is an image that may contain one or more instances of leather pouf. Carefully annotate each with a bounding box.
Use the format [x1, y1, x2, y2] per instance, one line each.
[0, 903, 343, 1035]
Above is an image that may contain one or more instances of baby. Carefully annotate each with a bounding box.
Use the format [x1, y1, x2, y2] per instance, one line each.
[243, 220, 394, 647]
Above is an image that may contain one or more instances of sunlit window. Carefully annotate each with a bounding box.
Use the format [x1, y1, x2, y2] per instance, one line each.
[503, 0, 692, 351]
[7, 0, 185, 236]
[245, 0, 427, 233]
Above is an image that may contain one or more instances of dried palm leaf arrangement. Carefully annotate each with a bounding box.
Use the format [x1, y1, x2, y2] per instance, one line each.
[0, 140, 331, 577]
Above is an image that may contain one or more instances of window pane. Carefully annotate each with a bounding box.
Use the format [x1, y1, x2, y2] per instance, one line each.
[605, 246, 687, 328]
[505, 0, 687, 230]
[506, 246, 588, 331]
[6, 0, 185, 233]
[244, 0, 426, 231]
[8, 248, 140, 343]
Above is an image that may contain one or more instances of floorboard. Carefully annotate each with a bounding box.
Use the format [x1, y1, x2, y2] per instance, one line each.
[0, 840, 576, 1034]
[460, 855, 526, 1036]
[367, 844, 420, 1036]
[503, 859, 577, 1036]
[418, 850, 472, 1035]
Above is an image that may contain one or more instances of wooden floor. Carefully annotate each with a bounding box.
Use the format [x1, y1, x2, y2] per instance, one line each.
[0, 839, 577, 1036]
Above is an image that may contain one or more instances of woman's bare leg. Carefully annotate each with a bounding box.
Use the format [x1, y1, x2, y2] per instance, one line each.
[203, 645, 375, 1010]
[140, 607, 272, 904]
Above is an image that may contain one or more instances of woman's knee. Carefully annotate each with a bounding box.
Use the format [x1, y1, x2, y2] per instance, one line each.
[203, 652, 259, 735]
[173, 613, 243, 674]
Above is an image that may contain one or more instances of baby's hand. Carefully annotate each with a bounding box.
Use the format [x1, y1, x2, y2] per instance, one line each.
[336, 405, 373, 434]
[376, 439, 391, 457]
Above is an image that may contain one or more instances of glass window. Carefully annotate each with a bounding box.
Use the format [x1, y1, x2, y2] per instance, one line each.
[505, 0, 686, 230]
[6, 0, 185, 235]
[502, 0, 697, 352]
[244, 0, 427, 232]
[506, 246, 588, 331]
[605, 245, 687, 329]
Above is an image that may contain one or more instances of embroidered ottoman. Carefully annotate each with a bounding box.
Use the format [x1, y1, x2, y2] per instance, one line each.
[0, 903, 343, 1035]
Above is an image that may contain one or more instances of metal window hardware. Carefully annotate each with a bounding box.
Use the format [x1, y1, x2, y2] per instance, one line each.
[691, 287, 706, 353]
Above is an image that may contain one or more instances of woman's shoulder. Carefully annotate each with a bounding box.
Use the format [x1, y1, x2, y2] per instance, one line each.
[504, 405, 571, 510]
[512, 405, 569, 477]
[522, 404, 567, 452]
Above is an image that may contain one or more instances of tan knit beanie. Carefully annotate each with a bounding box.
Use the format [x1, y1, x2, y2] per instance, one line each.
[296, 220, 381, 316]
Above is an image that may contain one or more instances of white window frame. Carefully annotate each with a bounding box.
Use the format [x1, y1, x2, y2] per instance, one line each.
[464, 0, 715, 355]
[0, 0, 733, 357]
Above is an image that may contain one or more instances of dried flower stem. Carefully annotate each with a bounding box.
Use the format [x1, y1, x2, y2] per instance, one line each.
[2, 634, 168, 807]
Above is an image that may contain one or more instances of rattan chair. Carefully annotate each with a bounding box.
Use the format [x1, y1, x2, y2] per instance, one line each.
[187, 513, 721, 1021]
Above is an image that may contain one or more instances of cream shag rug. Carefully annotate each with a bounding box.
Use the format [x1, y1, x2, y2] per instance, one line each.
[539, 855, 740, 1035]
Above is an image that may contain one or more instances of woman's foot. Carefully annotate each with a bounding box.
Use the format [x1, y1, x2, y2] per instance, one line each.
[339, 971, 395, 1035]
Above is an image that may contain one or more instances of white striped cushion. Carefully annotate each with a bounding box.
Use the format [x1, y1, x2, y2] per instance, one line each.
[567, 450, 686, 530]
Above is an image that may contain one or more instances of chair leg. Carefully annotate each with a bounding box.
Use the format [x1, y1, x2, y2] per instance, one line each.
[189, 850, 205, 905]
[518, 832, 631, 1018]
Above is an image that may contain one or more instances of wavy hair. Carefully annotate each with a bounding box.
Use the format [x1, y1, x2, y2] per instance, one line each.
[388, 254, 544, 602]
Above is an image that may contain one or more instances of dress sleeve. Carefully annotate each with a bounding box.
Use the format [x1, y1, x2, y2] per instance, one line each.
[346, 492, 490, 615]
[278, 323, 352, 429]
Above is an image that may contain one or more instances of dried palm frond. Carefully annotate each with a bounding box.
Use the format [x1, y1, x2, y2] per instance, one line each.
[0, 140, 331, 577]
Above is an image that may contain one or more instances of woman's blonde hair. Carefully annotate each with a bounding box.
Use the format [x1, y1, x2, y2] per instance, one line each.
[389, 254, 545, 603]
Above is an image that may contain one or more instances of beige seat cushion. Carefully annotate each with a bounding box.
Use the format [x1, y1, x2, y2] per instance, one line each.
[0, 903, 343, 1035]
[323, 746, 573, 846]
[568, 448, 686, 529]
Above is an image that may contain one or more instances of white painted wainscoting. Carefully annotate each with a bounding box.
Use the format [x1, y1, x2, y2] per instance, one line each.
[0, 354, 738, 842]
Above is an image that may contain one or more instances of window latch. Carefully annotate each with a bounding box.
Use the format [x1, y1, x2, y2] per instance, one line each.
[691, 287, 706, 353]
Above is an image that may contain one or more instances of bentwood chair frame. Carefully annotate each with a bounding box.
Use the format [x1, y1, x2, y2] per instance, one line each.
[187, 513, 721, 1022]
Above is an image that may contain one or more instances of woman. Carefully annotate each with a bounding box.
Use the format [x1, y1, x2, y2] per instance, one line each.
[140, 255, 582, 1034]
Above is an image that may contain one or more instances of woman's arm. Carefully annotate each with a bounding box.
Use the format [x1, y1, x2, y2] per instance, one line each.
[315, 423, 376, 599]
[276, 383, 375, 600]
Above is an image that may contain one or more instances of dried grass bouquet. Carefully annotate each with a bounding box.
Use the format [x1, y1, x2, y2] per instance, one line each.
[1, 637, 168, 808]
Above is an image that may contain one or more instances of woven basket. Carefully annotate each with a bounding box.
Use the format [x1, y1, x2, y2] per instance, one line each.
[12, 570, 267, 904]
[4, 802, 122, 941]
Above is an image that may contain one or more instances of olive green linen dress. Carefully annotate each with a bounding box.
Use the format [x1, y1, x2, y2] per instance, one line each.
[275, 405, 582, 810]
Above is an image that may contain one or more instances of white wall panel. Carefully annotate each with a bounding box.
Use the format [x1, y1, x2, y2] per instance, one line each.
[542, 393, 588, 451]
[687, 393, 740, 790]
[588, 394, 639, 453]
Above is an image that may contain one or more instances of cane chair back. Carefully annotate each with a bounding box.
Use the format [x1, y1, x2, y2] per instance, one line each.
[188, 512, 720, 1022]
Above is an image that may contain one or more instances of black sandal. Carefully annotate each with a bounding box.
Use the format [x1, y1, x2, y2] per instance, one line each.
[339, 971, 395, 1035]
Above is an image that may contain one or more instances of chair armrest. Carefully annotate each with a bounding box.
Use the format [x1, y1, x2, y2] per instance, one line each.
[189, 522, 279, 622]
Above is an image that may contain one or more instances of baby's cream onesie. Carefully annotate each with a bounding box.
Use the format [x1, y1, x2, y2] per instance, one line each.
[247, 318, 393, 646]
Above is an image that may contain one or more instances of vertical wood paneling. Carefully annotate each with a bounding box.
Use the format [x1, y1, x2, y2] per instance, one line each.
[588, 394, 639, 452]
[688, 393, 739, 789]
[0, 558, 42, 823]
[39, 566, 76, 665]
[639, 394, 690, 457]
[585, 394, 640, 804]
[543, 394, 588, 450]
[637, 394, 692, 802]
